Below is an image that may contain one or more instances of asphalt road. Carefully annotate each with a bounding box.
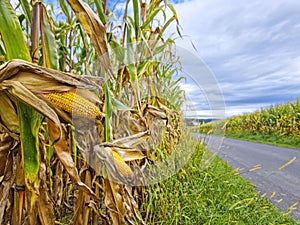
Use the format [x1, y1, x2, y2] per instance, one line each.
[195, 134, 300, 221]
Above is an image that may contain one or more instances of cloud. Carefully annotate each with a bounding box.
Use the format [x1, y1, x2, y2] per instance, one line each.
[15, 0, 300, 118]
[171, 0, 300, 117]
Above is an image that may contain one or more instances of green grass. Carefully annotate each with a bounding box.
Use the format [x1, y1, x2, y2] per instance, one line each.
[225, 131, 300, 150]
[140, 144, 297, 224]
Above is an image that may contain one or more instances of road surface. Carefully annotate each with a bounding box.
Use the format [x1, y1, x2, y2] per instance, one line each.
[195, 134, 300, 221]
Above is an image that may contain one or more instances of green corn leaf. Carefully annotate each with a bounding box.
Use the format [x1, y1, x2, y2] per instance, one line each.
[132, 0, 140, 39]
[111, 97, 132, 111]
[0, 0, 40, 202]
[159, 16, 175, 39]
[104, 82, 112, 142]
[94, 0, 106, 24]
[17, 101, 40, 192]
[147, 0, 161, 16]
[126, 17, 135, 44]
[171, 76, 186, 87]
[109, 40, 125, 62]
[20, 0, 32, 24]
[126, 22, 135, 63]
[140, 7, 162, 30]
[41, 5, 59, 70]
[0, 1, 31, 61]
[127, 63, 140, 104]
[77, 23, 89, 51]
[137, 61, 150, 79]
[167, 4, 179, 23]
[0, 41, 6, 58]
[59, 0, 71, 22]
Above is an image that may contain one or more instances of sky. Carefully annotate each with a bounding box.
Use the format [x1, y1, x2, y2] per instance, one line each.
[170, 0, 300, 118]
[38, 0, 300, 118]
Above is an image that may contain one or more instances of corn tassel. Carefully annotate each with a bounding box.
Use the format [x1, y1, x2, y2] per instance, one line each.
[44, 91, 102, 119]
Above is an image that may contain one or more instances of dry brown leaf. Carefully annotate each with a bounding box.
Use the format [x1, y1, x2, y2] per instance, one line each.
[145, 104, 167, 119]
[72, 188, 85, 225]
[86, 200, 110, 225]
[124, 186, 146, 225]
[0, 59, 102, 137]
[104, 179, 125, 225]
[66, 0, 113, 75]
[0, 60, 95, 88]
[110, 130, 150, 148]
[47, 119, 100, 202]
[0, 92, 19, 139]
[113, 149, 145, 162]
[0, 80, 61, 128]
[0, 136, 16, 224]
[37, 134, 55, 225]
[0, 134, 15, 176]
[92, 145, 133, 183]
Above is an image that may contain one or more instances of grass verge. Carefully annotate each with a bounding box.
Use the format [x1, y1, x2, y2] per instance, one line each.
[140, 144, 297, 224]
[225, 131, 300, 150]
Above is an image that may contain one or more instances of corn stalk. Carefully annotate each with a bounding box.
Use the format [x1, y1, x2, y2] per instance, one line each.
[0, 0, 185, 224]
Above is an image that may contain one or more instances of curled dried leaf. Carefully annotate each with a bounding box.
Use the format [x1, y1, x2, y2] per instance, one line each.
[47, 119, 100, 202]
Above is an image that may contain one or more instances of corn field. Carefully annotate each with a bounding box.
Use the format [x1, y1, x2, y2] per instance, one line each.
[0, 0, 186, 224]
[226, 100, 300, 137]
[200, 99, 300, 138]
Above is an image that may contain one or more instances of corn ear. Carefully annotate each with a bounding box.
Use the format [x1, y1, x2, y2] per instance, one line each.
[44, 91, 102, 119]
[112, 151, 133, 177]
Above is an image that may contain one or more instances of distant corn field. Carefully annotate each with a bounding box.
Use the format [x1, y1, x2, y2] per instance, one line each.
[228, 100, 300, 136]
[0, 0, 185, 224]
[200, 99, 300, 138]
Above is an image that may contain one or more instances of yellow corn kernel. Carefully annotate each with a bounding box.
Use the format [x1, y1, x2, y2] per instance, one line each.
[112, 151, 133, 177]
[44, 91, 102, 119]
